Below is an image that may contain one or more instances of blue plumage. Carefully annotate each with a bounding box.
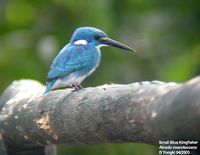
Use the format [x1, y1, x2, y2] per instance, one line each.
[44, 27, 135, 94]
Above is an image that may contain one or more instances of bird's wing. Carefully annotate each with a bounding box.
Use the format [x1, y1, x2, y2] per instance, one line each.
[47, 44, 90, 81]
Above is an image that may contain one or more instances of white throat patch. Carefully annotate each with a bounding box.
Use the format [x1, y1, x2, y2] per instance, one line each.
[74, 39, 88, 45]
[96, 44, 108, 49]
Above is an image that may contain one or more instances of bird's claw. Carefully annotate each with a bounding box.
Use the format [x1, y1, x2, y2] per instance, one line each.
[71, 84, 83, 91]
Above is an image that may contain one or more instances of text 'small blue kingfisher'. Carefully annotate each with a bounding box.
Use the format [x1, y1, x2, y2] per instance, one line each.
[44, 27, 135, 94]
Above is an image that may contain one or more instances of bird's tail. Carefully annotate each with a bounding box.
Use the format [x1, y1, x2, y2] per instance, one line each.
[43, 80, 56, 95]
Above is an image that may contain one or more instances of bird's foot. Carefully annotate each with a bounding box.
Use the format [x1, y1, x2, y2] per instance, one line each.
[71, 84, 83, 91]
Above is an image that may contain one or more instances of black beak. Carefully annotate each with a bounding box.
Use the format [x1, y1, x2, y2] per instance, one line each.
[99, 37, 136, 52]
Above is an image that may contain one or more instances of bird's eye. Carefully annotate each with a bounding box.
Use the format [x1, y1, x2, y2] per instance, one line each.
[94, 35, 101, 40]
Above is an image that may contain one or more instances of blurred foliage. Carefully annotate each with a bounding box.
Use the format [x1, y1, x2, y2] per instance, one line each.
[0, 0, 200, 155]
[57, 143, 156, 155]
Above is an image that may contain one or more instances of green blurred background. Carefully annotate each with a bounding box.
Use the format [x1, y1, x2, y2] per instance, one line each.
[0, 0, 200, 155]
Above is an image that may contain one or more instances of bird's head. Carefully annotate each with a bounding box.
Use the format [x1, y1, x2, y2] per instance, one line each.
[70, 27, 135, 52]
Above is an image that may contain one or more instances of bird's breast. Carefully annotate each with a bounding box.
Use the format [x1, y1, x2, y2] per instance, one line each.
[87, 46, 101, 69]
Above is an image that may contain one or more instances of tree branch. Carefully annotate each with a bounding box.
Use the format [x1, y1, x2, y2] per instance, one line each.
[0, 77, 200, 154]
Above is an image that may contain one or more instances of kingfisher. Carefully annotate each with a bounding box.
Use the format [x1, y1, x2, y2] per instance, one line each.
[44, 27, 135, 94]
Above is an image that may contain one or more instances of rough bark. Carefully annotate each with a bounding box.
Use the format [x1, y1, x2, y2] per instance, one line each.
[0, 77, 200, 154]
